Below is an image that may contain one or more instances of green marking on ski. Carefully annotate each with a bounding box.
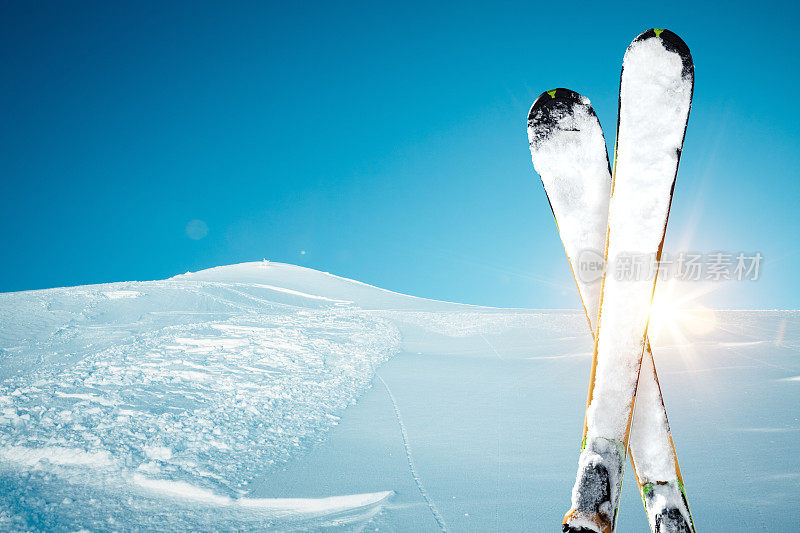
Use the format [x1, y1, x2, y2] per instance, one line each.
[677, 480, 697, 531]
[615, 440, 626, 457]
[641, 483, 654, 508]
[547, 89, 557, 99]
[581, 435, 587, 450]
[653, 28, 664, 37]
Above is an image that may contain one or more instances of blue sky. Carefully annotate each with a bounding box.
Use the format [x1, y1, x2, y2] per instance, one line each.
[1, 1, 798, 309]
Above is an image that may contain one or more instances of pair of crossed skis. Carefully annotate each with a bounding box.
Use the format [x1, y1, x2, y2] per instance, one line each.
[527, 29, 695, 533]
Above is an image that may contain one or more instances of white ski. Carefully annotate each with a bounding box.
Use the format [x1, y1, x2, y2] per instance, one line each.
[572, 28, 693, 533]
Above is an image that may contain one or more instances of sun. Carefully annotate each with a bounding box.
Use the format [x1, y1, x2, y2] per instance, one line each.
[647, 282, 718, 344]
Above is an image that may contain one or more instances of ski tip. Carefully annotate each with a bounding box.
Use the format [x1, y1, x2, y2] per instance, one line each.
[528, 88, 587, 122]
[633, 28, 693, 76]
[527, 88, 599, 148]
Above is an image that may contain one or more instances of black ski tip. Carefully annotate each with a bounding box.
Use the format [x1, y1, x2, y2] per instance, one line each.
[633, 28, 693, 77]
[528, 88, 586, 122]
[527, 88, 599, 148]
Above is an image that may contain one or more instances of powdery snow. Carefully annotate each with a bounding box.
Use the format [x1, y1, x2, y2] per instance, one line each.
[132, 472, 393, 516]
[0, 445, 114, 468]
[103, 290, 141, 300]
[0, 263, 797, 530]
[0, 264, 403, 530]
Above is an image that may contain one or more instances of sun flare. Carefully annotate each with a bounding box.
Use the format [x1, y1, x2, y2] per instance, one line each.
[647, 283, 718, 344]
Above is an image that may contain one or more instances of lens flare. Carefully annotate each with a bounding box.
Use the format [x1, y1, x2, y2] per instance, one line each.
[647, 282, 718, 344]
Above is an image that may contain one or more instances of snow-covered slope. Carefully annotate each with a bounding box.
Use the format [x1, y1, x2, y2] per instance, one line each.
[0, 262, 415, 530]
[0, 262, 798, 531]
[171, 262, 476, 311]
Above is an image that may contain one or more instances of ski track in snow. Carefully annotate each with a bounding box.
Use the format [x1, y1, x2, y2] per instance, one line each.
[377, 374, 449, 533]
[479, 333, 505, 361]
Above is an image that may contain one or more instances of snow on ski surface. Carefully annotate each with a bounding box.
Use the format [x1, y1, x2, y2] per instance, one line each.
[0, 261, 798, 530]
[627, 350, 674, 481]
[528, 92, 610, 327]
[587, 35, 693, 443]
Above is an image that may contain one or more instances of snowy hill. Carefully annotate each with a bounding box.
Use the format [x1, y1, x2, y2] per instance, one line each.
[0, 262, 797, 531]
